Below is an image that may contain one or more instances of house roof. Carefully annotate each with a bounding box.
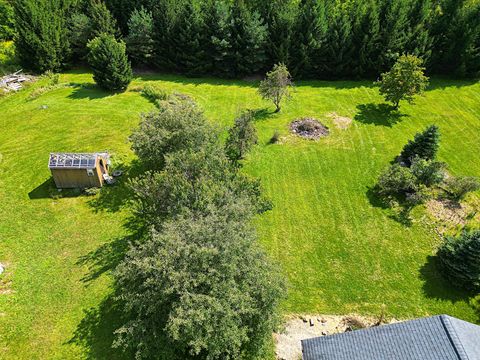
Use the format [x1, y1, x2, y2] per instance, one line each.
[48, 152, 109, 170]
[301, 315, 480, 360]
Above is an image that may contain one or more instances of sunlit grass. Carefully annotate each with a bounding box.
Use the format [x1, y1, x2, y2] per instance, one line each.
[0, 71, 479, 359]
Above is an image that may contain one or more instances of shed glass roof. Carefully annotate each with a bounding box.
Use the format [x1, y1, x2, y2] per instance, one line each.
[49, 153, 104, 169]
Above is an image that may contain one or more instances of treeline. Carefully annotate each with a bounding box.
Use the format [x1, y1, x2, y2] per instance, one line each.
[9, 0, 480, 78]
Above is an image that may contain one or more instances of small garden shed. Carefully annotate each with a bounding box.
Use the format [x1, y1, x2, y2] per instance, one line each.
[49, 152, 110, 189]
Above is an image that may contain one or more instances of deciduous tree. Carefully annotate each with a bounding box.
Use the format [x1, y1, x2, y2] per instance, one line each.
[258, 63, 293, 112]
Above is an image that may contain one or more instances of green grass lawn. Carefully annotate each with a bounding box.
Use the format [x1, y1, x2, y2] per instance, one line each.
[0, 71, 479, 359]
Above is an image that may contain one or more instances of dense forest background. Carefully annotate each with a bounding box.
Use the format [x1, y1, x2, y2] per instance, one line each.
[2, 0, 480, 79]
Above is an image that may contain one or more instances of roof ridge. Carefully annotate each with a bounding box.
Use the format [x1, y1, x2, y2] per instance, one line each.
[439, 315, 470, 360]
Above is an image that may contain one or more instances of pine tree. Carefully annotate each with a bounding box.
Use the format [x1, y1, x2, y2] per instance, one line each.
[404, 0, 433, 65]
[350, 0, 381, 77]
[126, 6, 154, 66]
[0, 0, 15, 41]
[227, 0, 267, 77]
[89, 0, 119, 38]
[202, 0, 231, 77]
[13, 0, 71, 72]
[170, 1, 204, 74]
[289, 0, 327, 78]
[151, 0, 178, 71]
[320, 1, 354, 78]
[87, 33, 132, 91]
[438, 230, 480, 290]
[68, 12, 92, 61]
[378, 0, 411, 70]
[399, 125, 440, 165]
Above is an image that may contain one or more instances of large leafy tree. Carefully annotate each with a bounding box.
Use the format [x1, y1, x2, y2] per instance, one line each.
[114, 204, 286, 360]
[438, 230, 480, 290]
[87, 33, 132, 91]
[13, 0, 71, 72]
[377, 54, 429, 109]
[129, 99, 217, 170]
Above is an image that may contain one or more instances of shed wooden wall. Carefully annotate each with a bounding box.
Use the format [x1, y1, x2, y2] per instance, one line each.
[51, 168, 102, 188]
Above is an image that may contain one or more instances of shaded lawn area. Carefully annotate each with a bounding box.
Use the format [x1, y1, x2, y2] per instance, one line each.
[0, 71, 479, 359]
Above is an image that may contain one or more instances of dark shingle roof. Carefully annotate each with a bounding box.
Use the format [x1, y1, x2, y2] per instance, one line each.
[301, 315, 480, 360]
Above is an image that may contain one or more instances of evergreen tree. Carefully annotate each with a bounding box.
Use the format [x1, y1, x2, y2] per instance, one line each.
[350, 0, 381, 77]
[378, 0, 411, 70]
[170, 1, 205, 75]
[104, 0, 156, 34]
[227, 0, 267, 77]
[87, 33, 132, 91]
[126, 6, 154, 66]
[13, 0, 71, 72]
[89, 0, 119, 38]
[399, 125, 440, 165]
[151, 0, 179, 71]
[319, 1, 354, 78]
[289, 0, 327, 78]
[202, 0, 231, 77]
[259, 0, 295, 67]
[68, 12, 92, 61]
[438, 230, 480, 290]
[225, 111, 258, 163]
[404, 0, 433, 65]
[0, 0, 15, 41]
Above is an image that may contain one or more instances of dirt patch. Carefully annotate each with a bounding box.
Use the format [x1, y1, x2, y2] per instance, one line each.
[275, 314, 391, 360]
[290, 118, 329, 140]
[327, 112, 352, 130]
[426, 199, 469, 234]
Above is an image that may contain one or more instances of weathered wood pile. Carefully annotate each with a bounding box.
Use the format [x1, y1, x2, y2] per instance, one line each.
[0, 70, 33, 92]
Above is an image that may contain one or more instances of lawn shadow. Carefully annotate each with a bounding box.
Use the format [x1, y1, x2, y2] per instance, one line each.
[67, 83, 113, 100]
[68, 295, 131, 360]
[250, 107, 274, 121]
[88, 160, 145, 213]
[365, 186, 414, 227]
[419, 255, 473, 303]
[28, 177, 84, 199]
[355, 103, 406, 127]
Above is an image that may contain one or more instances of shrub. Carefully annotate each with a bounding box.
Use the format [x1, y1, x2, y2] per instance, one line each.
[258, 63, 293, 112]
[376, 163, 417, 197]
[399, 125, 440, 165]
[377, 54, 429, 109]
[269, 130, 280, 144]
[225, 111, 258, 162]
[438, 230, 480, 290]
[87, 33, 132, 91]
[444, 176, 480, 201]
[141, 84, 167, 104]
[129, 99, 217, 170]
[410, 156, 446, 187]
